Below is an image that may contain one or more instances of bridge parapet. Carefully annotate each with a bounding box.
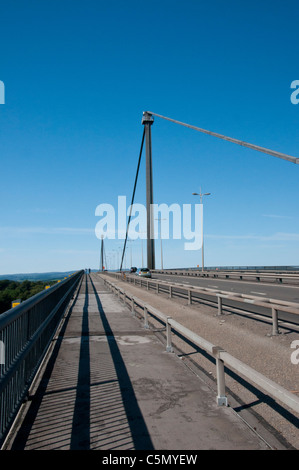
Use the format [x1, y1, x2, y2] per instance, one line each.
[0, 270, 84, 447]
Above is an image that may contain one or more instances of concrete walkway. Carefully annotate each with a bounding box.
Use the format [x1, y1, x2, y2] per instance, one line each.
[8, 274, 273, 450]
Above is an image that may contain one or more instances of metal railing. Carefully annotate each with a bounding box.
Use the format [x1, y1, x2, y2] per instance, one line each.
[102, 275, 299, 416]
[0, 270, 84, 446]
[155, 265, 299, 271]
[152, 269, 299, 285]
[106, 272, 299, 335]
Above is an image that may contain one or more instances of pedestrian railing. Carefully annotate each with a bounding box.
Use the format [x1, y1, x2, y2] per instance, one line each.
[0, 270, 84, 447]
[102, 275, 299, 416]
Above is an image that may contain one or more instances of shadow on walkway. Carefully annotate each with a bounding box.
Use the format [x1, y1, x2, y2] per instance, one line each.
[10, 275, 153, 450]
[88, 276, 154, 450]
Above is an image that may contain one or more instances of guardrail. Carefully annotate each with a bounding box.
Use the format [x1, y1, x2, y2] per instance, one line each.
[153, 269, 299, 285]
[157, 265, 299, 272]
[0, 270, 84, 447]
[101, 275, 299, 416]
[106, 272, 299, 335]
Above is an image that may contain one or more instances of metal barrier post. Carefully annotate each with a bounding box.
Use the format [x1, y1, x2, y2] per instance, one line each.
[144, 306, 149, 329]
[131, 298, 135, 316]
[169, 285, 172, 298]
[212, 346, 228, 406]
[188, 289, 192, 305]
[217, 295, 223, 315]
[271, 307, 279, 335]
[166, 317, 173, 352]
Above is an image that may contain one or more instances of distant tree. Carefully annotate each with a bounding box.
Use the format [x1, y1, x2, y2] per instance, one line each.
[0, 280, 56, 315]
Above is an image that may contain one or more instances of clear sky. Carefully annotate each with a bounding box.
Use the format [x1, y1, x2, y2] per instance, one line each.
[0, 0, 299, 274]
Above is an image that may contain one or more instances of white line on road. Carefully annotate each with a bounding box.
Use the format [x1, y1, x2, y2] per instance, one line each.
[250, 291, 267, 295]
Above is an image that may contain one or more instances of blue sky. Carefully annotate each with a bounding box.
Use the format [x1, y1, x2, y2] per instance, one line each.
[0, 0, 299, 273]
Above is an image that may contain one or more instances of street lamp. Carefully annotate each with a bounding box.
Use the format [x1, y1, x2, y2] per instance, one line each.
[138, 232, 147, 267]
[192, 188, 211, 272]
[155, 216, 166, 269]
[126, 239, 133, 267]
[112, 249, 120, 271]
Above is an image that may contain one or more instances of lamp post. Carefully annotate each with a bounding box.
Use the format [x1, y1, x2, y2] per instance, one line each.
[113, 249, 120, 271]
[126, 239, 133, 267]
[138, 231, 147, 267]
[155, 216, 166, 269]
[192, 188, 211, 272]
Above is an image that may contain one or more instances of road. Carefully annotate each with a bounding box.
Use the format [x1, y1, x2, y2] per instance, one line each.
[5, 274, 274, 450]
[135, 272, 299, 328]
[101, 272, 299, 449]
[151, 273, 299, 303]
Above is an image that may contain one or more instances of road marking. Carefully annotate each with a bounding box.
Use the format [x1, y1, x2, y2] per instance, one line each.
[250, 291, 267, 295]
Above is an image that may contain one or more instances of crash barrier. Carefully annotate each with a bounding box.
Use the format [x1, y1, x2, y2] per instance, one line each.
[102, 275, 299, 416]
[0, 270, 84, 446]
[156, 265, 299, 271]
[152, 269, 299, 285]
[106, 272, 299, 336]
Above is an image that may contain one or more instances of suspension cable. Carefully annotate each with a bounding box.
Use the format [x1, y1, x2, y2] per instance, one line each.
[120, 128, 145, 271]
[145, 111, 299, 164]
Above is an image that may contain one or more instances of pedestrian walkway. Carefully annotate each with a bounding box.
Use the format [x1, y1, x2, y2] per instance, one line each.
[8, 274, 273, 450]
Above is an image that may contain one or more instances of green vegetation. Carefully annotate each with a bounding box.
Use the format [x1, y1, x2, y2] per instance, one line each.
[0, 279, 57, 315]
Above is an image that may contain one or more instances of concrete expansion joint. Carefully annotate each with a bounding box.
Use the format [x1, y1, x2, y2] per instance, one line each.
[113, 330, 154, 336]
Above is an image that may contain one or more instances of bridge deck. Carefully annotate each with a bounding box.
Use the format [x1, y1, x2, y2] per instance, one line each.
[7, 274, 273, 450]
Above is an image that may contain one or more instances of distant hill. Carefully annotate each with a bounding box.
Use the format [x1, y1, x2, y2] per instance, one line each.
[0, 271, 77, 282]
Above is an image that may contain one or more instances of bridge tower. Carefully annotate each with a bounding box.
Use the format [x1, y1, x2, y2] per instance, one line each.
[142, 112, 155, 270]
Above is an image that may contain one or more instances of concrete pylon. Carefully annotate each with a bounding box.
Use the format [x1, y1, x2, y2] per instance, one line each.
[142, 112, 155, 270]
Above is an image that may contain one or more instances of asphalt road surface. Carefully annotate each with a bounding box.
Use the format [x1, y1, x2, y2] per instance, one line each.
[151, 273, 299, 303]
[144, 273, 299, 328]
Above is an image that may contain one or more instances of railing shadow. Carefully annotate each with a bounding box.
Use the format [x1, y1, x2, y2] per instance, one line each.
[70, 275, 90, 449]
[9, 275, 154, 450]
[9, 274, 84, 450]
[89, 276, 154, 450]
